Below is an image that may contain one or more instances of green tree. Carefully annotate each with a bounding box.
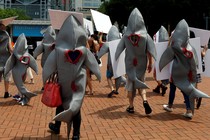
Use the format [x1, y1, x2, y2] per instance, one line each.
[0, 8, 32, 20]
[99, 0, 210, 35]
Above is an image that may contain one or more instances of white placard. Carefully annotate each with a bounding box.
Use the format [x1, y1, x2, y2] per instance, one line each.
[1, 16, 17, 26]
[109, 39, 126, 78]
[153, 31, 159, 43]
[202, 49, 210, 77]
[90, 9, 112, 34]
[48, 9, 83, 30]
[189, 27, 210, 46]
[155, 41, 171, 80]
[189, 37, 202, 74]
[83, 18, 94, 36]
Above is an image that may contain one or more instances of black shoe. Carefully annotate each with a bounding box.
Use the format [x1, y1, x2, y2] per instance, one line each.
[153, 85, 160, 93]
[161, 86, 168, 96]
[143, 101, 152, 114]
[107, 90, 115, 98]
[72, 135, 80, 140]
[113, 90, 119, 95]
[49, 122, 60, 134]
[4, 92, 12, 98]
[196, 98, 202, 109]
[126, 106, 134, 113]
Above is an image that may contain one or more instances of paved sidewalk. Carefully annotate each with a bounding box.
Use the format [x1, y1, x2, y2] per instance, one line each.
[0, 55, 210, 140]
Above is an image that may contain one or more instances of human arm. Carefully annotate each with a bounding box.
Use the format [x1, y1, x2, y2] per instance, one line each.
[8, 37, 13, 54]
[147, 52, 153, 73]
[201, 44, 208, 57]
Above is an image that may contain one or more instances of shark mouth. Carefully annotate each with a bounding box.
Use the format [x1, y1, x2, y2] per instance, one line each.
[19, 56, 30, 65]
[182, 48, 193, 58]
[128, 34, 140, 46]
[65, 49, 83, 64]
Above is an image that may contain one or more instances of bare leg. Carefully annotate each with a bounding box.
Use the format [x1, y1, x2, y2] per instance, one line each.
[107, 78, 115, 91]
[4, 81, 9, 93]
[86, 69, 93, 95]
[4, 81, 11, 98]
[27, 68, 34, 84]
[138, 89, 152, 114]
[126, 91, 135, 113]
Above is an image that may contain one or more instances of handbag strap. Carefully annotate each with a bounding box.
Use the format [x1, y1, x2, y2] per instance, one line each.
[48, 72, 58, 83]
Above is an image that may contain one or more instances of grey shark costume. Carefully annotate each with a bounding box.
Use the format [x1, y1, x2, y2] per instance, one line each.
[33, 26, 56, 67]
[153, 26, 169, 96]
[115, 8, 156, 89]
[4, 33, 38, 105]
[42, 15, 101, 139]
[155, 26, 169, 42]
[98, 25, 126, 96]
[0, 30, 11, 75]
[159, 19, 209, 113]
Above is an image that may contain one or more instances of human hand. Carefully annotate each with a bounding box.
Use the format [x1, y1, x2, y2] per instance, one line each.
[147, 64, 152, 73]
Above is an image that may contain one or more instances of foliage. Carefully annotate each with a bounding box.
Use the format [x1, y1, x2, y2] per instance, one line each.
[0, 8, 32, 20]
[99, 0, 210, 35]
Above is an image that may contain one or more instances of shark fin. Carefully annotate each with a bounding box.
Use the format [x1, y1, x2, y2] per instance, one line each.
[115, 38, 125, 60]
[146, 34, 156, 60]
[159, 47, 174, 71]
[4, 54, 16, 75]
[33, 44, 44, 58]
[97, 43, 109, 59]
[53, 109, 73, 123]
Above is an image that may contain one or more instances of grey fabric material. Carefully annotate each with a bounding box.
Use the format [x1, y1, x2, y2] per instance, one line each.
[42, 15, 101, 138]
[33, 26, 56, 67]
[115, 8, 156, 89]
[159, 19, 209, 113]
[158, 26, 169, 42]
[0, 30, 11, 72]
[4, 33, 38, 104]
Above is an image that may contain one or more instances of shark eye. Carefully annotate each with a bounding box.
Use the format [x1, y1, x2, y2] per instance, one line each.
[128, 34, 140, 46]
[20, 56, 30, 65]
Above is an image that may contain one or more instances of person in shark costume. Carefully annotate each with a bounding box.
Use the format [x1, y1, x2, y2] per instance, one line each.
[33, 26, 56, 68]
[42, 15, 101, 139]
[33, 26, 56, 90]
[98, 25, 126, 98]
[159, 19, 209, 115]
[153, 26, 169, 96]
[4, 33, 38, 105]
[0, 23, 13, 98]
[115, 8, 156, 114]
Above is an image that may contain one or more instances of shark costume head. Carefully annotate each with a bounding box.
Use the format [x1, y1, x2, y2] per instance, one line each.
[154, 26, 169, 43]
[4, 33, 38, 105]
[98, 25, 126, 91]
[115, 8, 156, 89]
[159, 19, 209, 113]
[42, 15, 101, 139]
[33, 26, 56, 67]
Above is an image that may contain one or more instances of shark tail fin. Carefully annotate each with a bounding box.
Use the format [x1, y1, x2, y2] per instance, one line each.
[53, 109, 73, 139]
[189, 88, 209, 114]
[134, 78, 149, 89]
[24, 92, 37, 99]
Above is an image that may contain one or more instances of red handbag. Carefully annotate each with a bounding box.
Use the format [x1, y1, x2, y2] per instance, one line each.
[41, 73, 62, 107]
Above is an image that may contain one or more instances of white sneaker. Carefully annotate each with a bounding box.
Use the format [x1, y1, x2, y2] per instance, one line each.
[163, 104, 173, 112]
[183, 112, 193, 119]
